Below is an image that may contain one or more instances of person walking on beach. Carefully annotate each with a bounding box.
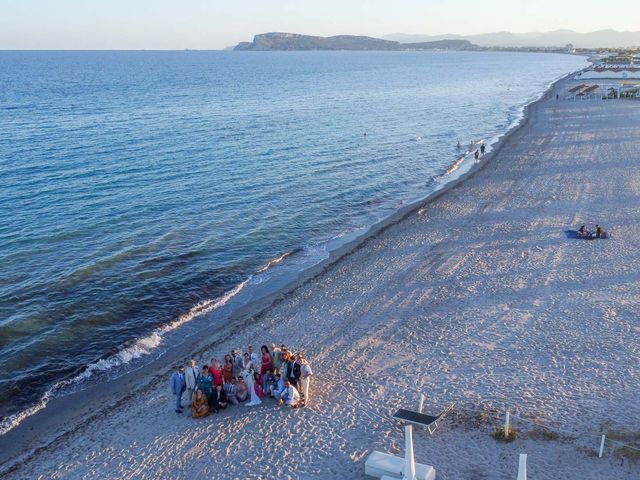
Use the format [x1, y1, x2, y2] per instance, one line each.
[299, 356, 313, 406]
[474, 149, 480, 160]
[185, 359, 199, 403]
[170, 366, 186, 413]
[480, 143, 485, 155]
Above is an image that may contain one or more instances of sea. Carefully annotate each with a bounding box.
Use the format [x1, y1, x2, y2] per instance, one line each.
[0, 50, 587, 433]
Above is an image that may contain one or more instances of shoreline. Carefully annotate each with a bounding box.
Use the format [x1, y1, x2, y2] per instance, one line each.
[0, 69, 580, 474]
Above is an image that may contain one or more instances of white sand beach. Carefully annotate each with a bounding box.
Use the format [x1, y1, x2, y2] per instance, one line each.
[2, 77, 640, 479]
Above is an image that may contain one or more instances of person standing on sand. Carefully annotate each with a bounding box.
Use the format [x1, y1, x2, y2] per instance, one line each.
[198, 365, 214, 407]
[185, 359, 199, 403]
[222, 354, 234, 384]
[225, 377, 239, 405]
[260, 345, 273, 379]
[480, 143, 485, 155]
[170, 366, 186, 413]
[248, 345, 260, 368]
[281, 352, 295, 387]
[280, 379, 300, 408]
[209, 358, 224, 388]
[474, 149, 480, 160]
[242, 353, 262, 406]
[299, 356, 313, 406]
[232, 349, 243, 378]
[271, 343, 283, 374]
[292, 352, 302, 390]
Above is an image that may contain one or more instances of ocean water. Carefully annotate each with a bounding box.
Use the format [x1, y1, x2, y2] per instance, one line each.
[0, 50, 587, 432]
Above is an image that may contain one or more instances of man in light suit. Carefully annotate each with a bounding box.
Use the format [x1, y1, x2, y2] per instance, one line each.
[185, 359, 199, 403]
[170, 365, 186, 413]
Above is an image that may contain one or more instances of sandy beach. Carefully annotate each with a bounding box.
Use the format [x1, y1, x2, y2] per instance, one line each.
[2, 75, 640, 479]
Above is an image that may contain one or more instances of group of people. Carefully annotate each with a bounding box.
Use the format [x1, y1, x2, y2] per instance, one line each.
[169, 343, 313, 418]
[456, 140, 486, 160]
[578, 224, 607, 239]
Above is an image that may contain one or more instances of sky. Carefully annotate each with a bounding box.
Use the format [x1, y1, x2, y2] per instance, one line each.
[1, 0, 639, 50]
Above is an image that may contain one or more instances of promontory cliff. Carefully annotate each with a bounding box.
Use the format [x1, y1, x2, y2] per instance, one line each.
[234, 32, 477, 51]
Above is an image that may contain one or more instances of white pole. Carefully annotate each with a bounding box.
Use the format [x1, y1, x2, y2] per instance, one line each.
[419, 394, 425, 413]
[403, 425, 416, 480]
[599, 435, 606, 458]
[517, 454, 527, 480]
[505, 411, 510, 437]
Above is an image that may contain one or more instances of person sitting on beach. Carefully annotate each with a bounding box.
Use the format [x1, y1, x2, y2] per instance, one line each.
[209, 358, 224, 388]
[235, 376, 248, 402]
[253, 372, 266, 397]
[198, 365, 214, 405]
[578, 225, 590, 238]
[595, 224, 605, 238]
[272, 373, 286, 399]
[222, 354, 234, 384]
[279, 379, 301, 408]
[225, 377, 239, 405]
[191, 389, 210, 418]
[262, 369, 277, 396]
[211, 385, 228, 413]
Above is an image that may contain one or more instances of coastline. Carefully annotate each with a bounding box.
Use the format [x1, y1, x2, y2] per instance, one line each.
[6, 62, 637, 478]
[0, 70, 575, 473]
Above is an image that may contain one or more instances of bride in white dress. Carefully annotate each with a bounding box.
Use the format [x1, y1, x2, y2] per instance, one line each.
[242, 353, 262, 406]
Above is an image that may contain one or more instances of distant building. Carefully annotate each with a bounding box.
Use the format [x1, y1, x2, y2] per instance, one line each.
[577, 66, 640, 79]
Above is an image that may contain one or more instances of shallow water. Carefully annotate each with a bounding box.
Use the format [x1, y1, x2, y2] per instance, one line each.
[0, 50, 587, 431]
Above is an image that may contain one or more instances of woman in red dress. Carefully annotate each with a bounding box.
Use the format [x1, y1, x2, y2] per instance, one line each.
[260, 345, 273, 378]
[209, 358, 224, 387]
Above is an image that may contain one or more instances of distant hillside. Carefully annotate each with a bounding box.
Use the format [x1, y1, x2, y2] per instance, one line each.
[234, 32, 476, 51]
[384, 29, 640, 48]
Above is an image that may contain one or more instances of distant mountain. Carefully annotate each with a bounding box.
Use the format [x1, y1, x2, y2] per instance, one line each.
[384, 29, 640, 48]
[234, 32, 476, 51]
